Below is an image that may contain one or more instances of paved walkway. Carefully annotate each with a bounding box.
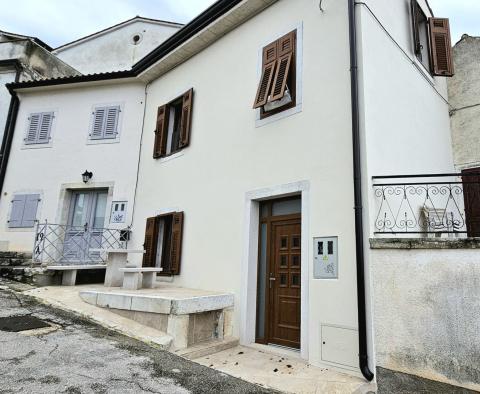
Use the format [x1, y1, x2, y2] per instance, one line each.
[0, 283, 274, 394]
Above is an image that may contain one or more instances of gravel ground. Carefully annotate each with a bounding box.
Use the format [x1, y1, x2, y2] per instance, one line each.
[0, 281, 276, 394]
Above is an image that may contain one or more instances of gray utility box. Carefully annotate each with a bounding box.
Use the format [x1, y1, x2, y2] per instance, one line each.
[313, 237, 338, 279]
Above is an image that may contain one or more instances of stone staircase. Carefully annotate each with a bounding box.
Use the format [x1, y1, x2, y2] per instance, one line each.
[0, 251, 53, 285]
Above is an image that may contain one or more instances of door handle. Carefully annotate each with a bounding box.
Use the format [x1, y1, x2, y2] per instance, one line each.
[269, 276, 276, 289]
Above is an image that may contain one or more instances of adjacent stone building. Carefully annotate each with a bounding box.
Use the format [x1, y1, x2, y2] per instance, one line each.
[448, 34, 480, 170]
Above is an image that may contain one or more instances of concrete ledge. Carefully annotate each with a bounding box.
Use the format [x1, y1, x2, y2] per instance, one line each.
[80, 289, 234, 315]
[370, 237, 480, 250]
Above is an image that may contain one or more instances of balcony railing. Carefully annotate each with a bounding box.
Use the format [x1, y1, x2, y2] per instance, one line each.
[372, 173, 480, 235]
[33, 222, 129, 265]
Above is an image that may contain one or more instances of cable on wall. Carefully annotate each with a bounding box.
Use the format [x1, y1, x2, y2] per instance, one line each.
[355, 1, 452, 108]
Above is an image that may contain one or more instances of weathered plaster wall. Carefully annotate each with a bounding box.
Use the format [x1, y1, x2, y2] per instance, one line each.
[0, 71, 16, 136]
[371, 243, 480, 391]
[448, 35, 480, 170]
[54, 20, 181, 74]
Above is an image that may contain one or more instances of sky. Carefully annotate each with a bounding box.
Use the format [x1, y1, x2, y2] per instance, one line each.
[0, 0, 478, 48]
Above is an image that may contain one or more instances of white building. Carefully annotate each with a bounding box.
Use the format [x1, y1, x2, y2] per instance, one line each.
[52, 16, 183, 74]
[2, 0, 476, 390]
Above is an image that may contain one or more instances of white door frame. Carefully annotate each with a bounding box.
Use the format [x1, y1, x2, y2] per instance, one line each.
[240, 180, 310, 360]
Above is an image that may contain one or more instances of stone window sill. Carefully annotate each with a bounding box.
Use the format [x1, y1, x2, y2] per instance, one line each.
[370, 237, 480, 249]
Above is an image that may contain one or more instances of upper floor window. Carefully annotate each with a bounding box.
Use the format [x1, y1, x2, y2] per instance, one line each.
[90, 106, 120, 140]
[25, 112, 53, 145]
[153, 89, 193, 159]
[411, 1, 454, 77]
[253, 30, 297, 118]
[142, 212, 184, 275]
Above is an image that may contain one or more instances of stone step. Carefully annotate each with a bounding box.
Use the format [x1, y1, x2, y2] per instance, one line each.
[175, 337, 240, 360]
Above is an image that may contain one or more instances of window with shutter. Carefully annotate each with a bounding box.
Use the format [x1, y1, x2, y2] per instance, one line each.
[429, 18, 454, 77]
[90, 106, 120, 140]
[141, 212, 184, 275]
[411, 1, 431, 71]
[153, 90, 193, 159]
[253, 30, 297, 118]
[25, 113, 53, 145]
[8, 194, 40, 228]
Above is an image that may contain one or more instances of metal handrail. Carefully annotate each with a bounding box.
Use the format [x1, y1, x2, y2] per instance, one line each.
[33, 221, 129, 265]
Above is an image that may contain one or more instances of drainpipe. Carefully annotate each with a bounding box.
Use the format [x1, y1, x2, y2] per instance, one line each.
[0, 61, 22, 199]
[348, 0, 375, 382]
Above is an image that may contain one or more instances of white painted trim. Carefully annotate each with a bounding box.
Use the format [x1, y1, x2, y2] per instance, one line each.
[240, 180, 310, 360]
[255, 22, 304, 128]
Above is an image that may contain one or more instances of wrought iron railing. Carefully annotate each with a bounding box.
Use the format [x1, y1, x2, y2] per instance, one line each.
[372, 173, 480, 235]
[33, 222, 129, 265]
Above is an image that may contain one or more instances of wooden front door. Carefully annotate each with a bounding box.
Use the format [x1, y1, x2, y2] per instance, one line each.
[463, 168, 480, 237]
[268, 217, 301, 348]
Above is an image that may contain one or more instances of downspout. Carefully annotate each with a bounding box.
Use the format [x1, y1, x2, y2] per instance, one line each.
[0, 63, 22, 198]
[348, 0, 374, 382]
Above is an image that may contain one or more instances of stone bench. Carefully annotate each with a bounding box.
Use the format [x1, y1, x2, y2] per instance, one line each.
[89, 249, 145, 287]
[47, 265, 106, 286]
[118, 267, 163, 290]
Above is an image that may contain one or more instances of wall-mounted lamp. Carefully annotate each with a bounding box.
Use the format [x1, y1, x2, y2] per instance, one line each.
[82, 170, 93, 183]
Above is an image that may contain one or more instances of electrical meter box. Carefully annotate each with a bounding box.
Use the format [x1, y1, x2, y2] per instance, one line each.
[313, 237, 338, 279]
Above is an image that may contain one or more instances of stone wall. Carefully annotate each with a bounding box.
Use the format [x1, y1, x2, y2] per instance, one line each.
[370, 238, 480, 391]
[448, 35, 480, 170]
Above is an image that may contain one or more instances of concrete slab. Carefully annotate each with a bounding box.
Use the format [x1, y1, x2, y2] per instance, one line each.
[23, 285, 173, 350]
[79, 283, 234, 315]
[193, 345, 377, 394]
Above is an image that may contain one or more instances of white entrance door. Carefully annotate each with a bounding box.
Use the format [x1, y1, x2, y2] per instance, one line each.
[62, 190, 108, 263]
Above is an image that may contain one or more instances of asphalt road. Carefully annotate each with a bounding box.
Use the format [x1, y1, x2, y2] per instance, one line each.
[0, 284, 275, 394]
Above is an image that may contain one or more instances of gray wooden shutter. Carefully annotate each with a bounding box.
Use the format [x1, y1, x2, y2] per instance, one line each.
[25, 114, 41, 144]
[22, 194, 40, 227]
[91, 107, 106, 139]
[8, 195, 26, 228]
[179, 89, 193, 148]
[37, 113, 53, 143]
[429, 18, 454, 77]
[104, 106, 120, 138]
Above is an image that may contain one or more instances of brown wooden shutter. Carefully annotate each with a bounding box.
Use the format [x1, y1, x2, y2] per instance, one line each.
[269, 31, 295, 102]
[169, 212, 184, 275]
[142, 217, 158, 267]
[253, 42, 277, 109]
[179, 89, 193, 148]
[429, 18, 454, 77]
[411, 0, 421, 55]
[153, 105, 168, 158]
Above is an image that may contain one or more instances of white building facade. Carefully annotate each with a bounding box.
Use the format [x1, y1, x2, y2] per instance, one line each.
[0, 0, 466, 386]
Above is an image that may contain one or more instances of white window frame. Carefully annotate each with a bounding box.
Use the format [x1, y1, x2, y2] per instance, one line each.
[255, 22, 303, 128]
[87, 102, 124, 145]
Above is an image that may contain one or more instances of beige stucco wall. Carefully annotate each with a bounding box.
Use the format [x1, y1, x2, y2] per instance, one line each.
[371, 244, 480, 391]
[448, 35, 480, 170]
[129, 0, 360, 373]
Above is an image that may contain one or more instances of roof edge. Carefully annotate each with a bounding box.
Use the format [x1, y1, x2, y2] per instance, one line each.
[53, 16, 184, 52]
[7, 0, 246, 91]
[0, 30, 52, 51]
